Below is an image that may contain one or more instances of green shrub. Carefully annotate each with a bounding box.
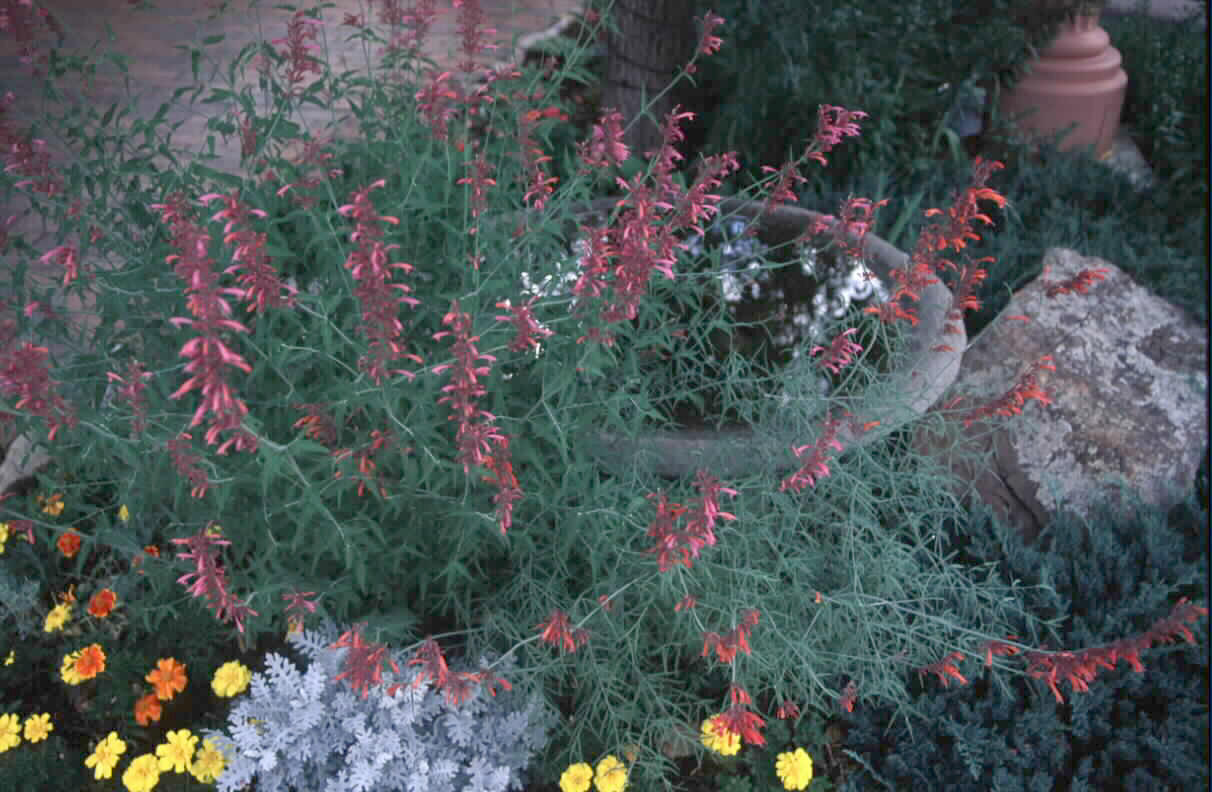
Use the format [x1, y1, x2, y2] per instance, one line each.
[839, 487, 1209, 790]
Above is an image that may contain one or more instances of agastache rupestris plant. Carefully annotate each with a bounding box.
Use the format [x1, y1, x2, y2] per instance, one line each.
[0, 1, 1203, 788]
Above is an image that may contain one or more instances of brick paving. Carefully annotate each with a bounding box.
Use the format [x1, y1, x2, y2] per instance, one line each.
[0, 0, 1201, 353]
[0, 0, 583, 347]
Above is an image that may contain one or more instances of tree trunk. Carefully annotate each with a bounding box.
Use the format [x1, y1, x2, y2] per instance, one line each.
[599, 0, 700, 161]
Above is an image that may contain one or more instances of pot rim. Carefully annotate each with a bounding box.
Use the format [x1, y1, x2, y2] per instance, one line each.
[562, 196, 965, 479]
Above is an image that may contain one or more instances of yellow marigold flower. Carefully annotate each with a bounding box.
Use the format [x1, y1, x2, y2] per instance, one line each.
[0, 713, 21, 753]
[701, 714, 741, 756]
[85, 731, 127, 780]
[593, 755, 628, 792]
[61, 650, 85, 685]
[775, 747, 814, 791]
[123, 753, 161, 792]
[44, 602, 72, 633]
[119, 504, 130, 522]
[190, 738, 227, 784]
[559, 762, 594, 792]
[0, 521, 8, 553]
[23, 713, 53, 743]
[212, 660, 252, 698]
[156, 729, 197, 773]
[4, 650, 13, 665]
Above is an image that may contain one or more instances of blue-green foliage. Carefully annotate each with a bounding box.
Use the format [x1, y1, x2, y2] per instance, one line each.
[205, 622, 555, 792]
[840, 488, 1209, 791]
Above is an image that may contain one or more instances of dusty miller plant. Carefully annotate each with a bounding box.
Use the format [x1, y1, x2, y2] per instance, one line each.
[205, 621, 554, 792]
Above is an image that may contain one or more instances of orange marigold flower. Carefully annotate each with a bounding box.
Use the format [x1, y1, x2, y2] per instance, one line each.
[134, 693, 162, 726]
[132, 545, 160, 574]
[87, 589, 117, 619]
[57, 531, 82, 558]
[75, 644, 107, 680]
[38, 492, 65, 516]
[146, 658, 187, 701]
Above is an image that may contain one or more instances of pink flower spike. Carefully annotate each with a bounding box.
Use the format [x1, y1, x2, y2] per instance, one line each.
[697, 12, 725, 56]
[807, 105, 867, 166]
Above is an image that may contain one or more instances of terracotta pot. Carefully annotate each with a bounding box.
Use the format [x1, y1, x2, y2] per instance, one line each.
[532, 197, 966, 480]
[998, 10, 1127, 157]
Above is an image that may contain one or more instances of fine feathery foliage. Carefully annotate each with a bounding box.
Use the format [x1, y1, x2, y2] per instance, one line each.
[204, 621, 555, 792]
[839, 484, 1209, 791]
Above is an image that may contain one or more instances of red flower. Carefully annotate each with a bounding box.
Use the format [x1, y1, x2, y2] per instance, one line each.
[839, 680, 858, 714]
[106, 359, 154, 436]
[38, 243, 87, 287]
[982, 635, 1022, 668]
[579, 109, 629, 170]
[172, 527, 258, 633]
[134, 692, 162, 726]
[87, 588, 117, 619]
[701, 609, 760, 665]
[536, 609, 589, 654]
[331, 623, 400, 699]
[337, 180, 424, 384]
[958, 356, 1055, 428]
[495, 298, 553, 354]
[456, 151, 497, 223]
[415, 70, 462, 141]
[269, 9, 324, 93]
[481, 435, 522, 534]
[716, 685, 766, 746]
[780, 412, 846, 493]
[406, 637, 450, 693]
[758, 161, 808, 220]
[674, 595, 697, 612]
[807, 105, 867, 166]
[810, 327, 864, 376]
[919, 651, 969, 688]
[921, 157, 1006, 252]
[198, 190, 296, 314]
[454, 0, 498, 74]
[291, 402, 340, 448]
[75, 644, 106, 680]
[282, 590, 318, 632]
[151, 191, 257, 456]
[433, 300, 503, 473]
[645, 472, 737, 572]
[516, 112, 562, 210]
[0, 341, 77, 442]
[57, 531, 82, 559]
[696, 12, 725, 57]
[166, 433, 211, 499]
[332, 428, 395, 498]
[776, 700, 800, 720]
[1042, 266, 1110, 298]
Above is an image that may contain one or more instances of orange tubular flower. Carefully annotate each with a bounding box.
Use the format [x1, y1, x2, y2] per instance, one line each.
[536, 610, 589, 654]
[146, 658, 187, 701]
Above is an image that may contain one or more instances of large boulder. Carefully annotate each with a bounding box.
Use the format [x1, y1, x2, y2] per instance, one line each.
[913, 247, 1207, 544]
